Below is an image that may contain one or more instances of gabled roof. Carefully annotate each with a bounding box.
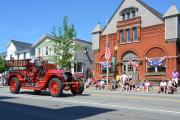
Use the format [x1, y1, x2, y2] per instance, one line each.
[164, 4, 180, 18]
[102, 0, 163, 33]
[137, 0, 163, 20]
[8, 40, 32, 51]
[31, 34, 52, 48]
[32, 34, 91, 48]
[0, 52, 7, 56]
[75, 38, 92, 44]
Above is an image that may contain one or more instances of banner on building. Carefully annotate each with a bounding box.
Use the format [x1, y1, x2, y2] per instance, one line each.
[147, 57, 166, 67]
[128, 56, 138, 68]
[100, 62, 112, 69]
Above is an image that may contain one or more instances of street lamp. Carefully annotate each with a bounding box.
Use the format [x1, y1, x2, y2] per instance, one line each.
[113, 45, 118, 90]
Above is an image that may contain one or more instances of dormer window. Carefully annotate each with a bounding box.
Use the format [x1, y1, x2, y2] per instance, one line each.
[120, 7, 138, 21]
[132, 10, 136, 18]
[122, 13, 125, 20]
[126, 12, 130, 19]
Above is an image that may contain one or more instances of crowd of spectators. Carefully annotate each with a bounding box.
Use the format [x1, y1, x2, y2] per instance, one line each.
[85, 70, 179, 94]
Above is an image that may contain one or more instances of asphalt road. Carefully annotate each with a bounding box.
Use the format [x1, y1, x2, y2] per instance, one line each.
[0, 86, 180, 120]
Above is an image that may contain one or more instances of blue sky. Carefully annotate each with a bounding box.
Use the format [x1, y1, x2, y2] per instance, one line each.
[0, 0, 180, 52]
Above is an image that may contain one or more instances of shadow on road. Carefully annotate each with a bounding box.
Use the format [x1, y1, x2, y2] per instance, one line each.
[0, 96, 15, 100]
[0, 99, 116, 120]
[19, 91, 91, 97]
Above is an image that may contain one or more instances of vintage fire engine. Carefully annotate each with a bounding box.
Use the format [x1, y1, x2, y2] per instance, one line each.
[6, 59, 84, 97]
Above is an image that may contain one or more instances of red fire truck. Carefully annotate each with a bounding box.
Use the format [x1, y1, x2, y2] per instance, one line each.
[6, 59, 84, 97]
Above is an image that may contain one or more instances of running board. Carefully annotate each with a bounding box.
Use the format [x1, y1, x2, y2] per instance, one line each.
[21, 86, 42, 90]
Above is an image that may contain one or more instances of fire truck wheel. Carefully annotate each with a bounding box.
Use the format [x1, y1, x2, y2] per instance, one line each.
[48, 78, 63, 97]
[10, 77, 20, 94]
[71, 79, 84, 95]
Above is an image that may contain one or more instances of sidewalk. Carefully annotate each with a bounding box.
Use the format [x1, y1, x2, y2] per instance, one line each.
[84, 86, 180, 97]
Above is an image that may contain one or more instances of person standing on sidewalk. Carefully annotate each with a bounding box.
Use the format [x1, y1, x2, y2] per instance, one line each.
[172, 70, 179, 85]
[144, 80, 150, 93]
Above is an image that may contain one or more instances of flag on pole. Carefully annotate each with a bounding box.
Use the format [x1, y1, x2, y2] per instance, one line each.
[105, 41, 111, 60]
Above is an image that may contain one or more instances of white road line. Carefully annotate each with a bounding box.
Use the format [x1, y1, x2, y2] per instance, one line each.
[1, 93, 180, 115]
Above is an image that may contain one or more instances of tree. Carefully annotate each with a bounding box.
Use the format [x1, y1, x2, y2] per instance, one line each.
[0, 56, 6, 73]
[51, 16, 76, 71]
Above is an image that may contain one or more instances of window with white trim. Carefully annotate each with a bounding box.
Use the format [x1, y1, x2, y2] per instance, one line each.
[126, 29, 131, 43]
[133, 27, 138, 41]
[45, 46, 48, 55]
[38, 48, 41, 56]
[120, 30, 125, 43]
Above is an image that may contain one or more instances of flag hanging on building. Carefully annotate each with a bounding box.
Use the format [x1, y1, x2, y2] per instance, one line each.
[147, 57, 166, 67]
[105, 40, 111, 60]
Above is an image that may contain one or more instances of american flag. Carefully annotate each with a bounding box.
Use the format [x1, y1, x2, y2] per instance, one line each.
[105, 41, 111, 60]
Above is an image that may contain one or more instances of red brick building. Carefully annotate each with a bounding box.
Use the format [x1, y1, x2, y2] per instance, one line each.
[92, 0, 180, 83]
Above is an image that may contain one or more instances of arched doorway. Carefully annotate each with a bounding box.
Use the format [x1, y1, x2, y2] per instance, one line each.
[121, 52, 139, 80]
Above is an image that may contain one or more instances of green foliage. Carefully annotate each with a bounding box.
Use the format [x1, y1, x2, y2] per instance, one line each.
[0, 56, 6, 73]
[51, 16, 76, 70]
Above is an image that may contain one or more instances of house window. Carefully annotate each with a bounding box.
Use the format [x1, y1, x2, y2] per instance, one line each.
[126, 29, 131, 43]
[74, 62, 83, 72]
[17, 54, 20, 59]
[38, 48, 41, 56]
[120, 30, 125, 43]
[133, 27, 138, 41]
[122, 13, 125, 20]
[10, 55, 12, 60]
[126, 12, 130, 19]
[24, 52, 26, 59]
[45, 46, 48, 55]
[132, 10, 136, 18]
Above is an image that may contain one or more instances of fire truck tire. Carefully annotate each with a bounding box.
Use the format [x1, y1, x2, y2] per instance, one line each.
[10, 77, 20, 94]
[71, 79, 84, 95]
[48, 78, 63, 97]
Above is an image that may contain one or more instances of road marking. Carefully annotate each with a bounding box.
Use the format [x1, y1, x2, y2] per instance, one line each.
[1, 93, 180, 115]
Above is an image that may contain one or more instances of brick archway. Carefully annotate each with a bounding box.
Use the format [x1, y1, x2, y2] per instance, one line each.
[146, 47, 166, 58]
[121, 51, 139, 80]
[143, 45, 168, 58]
[119, 49, 139, 61]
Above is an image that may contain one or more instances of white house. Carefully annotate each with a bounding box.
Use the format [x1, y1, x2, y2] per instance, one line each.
[4, 40, 34, 60]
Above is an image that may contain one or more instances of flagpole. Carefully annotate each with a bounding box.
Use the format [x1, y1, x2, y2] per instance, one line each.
[106, 16, 109, 90]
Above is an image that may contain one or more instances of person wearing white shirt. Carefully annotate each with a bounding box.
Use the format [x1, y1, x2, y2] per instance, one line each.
[144, 80, 150, 93]
[120, 72, 129, 91]
[159, 80, 167, 93]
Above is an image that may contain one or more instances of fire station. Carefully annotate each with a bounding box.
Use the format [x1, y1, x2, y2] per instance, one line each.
[92, 0, 180, 83]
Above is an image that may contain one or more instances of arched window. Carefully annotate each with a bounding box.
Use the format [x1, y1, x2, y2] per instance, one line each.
[146, 48, 166, 75]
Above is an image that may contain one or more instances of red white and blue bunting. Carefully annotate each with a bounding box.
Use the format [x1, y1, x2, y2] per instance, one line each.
[100, 62, 112, 69]
[146, 57, 166, 67]
[128, 60, 138, 68]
